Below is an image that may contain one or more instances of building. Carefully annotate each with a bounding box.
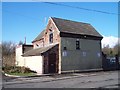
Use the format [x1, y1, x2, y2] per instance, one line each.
[16, 44, 33, 67]
[16, 17, 103, 74]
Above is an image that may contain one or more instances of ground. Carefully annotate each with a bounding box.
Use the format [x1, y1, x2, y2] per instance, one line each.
[2, 70, 120, 88]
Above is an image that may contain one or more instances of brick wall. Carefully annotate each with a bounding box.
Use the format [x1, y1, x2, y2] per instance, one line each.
[33, 39, 44, 49]
[33, 18, 60, 48]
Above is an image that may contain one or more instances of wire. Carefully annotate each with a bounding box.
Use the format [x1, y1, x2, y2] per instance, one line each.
[42, 2, 119, 16]
[2, 1, 119, 22]
[2, 9, 41, 21]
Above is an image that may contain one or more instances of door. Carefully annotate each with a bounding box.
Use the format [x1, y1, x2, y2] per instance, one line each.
[48, 53, 56, 73]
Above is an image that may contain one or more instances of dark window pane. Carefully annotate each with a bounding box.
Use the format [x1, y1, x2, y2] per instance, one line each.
[64, 47, 67, 50]
[76, 41, 80, 50]
[49, 33, 53, 43]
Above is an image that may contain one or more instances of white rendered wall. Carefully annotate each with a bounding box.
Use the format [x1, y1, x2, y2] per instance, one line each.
[24, 56, 43, 74]
[16, 45, 24, 66]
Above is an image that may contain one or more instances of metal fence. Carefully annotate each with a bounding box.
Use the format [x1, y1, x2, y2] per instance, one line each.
[102, 53, 120, 71]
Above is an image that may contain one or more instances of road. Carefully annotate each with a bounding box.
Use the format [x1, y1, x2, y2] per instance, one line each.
[2, 70, 120, 88]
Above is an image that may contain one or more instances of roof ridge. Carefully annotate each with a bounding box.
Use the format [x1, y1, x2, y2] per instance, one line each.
[51, 17, 90, 25]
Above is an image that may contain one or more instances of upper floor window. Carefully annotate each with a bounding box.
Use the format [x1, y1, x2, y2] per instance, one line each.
[76, 40, 80, 50]
[35, 44, 39, 48]
[36, 44, 39, 46]
[49, 33, 53, 43]
[63, 47, 67, 50]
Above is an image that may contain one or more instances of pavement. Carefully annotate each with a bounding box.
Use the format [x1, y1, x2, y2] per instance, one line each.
[3, 70, 119, 85]
[2, 70, 119, 88]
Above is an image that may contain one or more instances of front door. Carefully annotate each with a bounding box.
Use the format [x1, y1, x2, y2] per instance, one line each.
[48, 53, 56, 73]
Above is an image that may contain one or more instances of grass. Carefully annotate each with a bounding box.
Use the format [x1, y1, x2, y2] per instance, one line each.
[7, 72, 37, 76]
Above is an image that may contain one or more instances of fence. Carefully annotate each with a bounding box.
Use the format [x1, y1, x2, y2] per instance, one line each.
[102, 53, 120, 71]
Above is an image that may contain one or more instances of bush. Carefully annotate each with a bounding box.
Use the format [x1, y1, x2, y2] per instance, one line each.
[20, 66, 32, 73]
[2, 66, 35, 73]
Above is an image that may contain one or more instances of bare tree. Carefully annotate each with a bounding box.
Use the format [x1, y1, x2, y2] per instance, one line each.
[18, 41, 23, 45]
[102, 44, 119, 57]
[2, 41, 16, 67]
[102, 45, 110, 55]
[2, 41, 16, 55]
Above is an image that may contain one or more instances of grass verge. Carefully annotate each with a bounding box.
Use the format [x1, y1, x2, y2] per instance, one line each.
[6, 72, 36, 76]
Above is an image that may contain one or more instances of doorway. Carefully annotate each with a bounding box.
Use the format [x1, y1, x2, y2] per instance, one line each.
[48, 53, 56, 73]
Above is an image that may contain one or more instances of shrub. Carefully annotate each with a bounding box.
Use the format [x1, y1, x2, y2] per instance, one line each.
[20, 66, 32, 73]
[2, 66, 35, 73]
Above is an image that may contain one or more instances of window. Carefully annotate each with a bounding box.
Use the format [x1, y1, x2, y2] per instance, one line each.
[63, 47, 67, 50]
[63, 47, 67, 56]
[49, 29, 52, 31]
[83, 52, 86, 56]
[76, 40, 80, 50]
[36, 44, 39, 47]
[49, 33, 53, 43]
[35, 44, 39, 48]
[63, 51, 67, 56]
[97, 53, 101, 57]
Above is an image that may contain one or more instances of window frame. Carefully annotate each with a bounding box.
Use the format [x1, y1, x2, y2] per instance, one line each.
[49, 32, 53, 44]
[76, 40, 80, 50]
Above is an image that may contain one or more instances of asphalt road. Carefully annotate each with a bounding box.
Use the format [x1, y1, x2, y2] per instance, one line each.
[2, 70, 120, 88]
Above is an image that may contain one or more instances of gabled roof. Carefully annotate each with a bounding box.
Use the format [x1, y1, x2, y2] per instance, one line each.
[51, 17, 103, 38]
[32, 17, 103, 42]
[22, 44, 58, 56]
[32, 30, 45, 43]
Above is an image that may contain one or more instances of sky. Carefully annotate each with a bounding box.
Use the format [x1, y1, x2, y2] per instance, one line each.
[2, 2, 118, 47]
